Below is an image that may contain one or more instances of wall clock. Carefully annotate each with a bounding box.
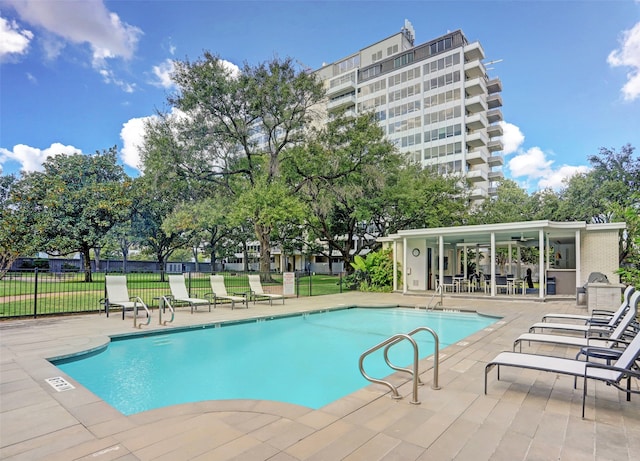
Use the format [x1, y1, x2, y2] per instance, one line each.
[412, 248, 420, 257]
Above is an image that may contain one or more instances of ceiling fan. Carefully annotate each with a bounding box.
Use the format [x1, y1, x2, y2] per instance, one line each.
[511, 233, 535, 242]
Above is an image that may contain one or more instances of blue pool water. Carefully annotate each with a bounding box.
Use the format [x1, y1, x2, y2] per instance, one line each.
[53, 308, 497, 415]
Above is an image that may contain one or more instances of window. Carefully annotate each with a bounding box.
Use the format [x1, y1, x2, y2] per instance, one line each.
[394, 52, 414, 68]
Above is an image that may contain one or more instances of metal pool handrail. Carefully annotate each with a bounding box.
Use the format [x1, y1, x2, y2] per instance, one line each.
[359, 333, 421, 404]
[133, 298, 151, 329]
[359, 327, 441, 405]
[158, 296, 175, 325]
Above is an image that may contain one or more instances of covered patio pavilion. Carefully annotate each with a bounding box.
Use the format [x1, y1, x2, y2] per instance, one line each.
[380, 220, 625, 300]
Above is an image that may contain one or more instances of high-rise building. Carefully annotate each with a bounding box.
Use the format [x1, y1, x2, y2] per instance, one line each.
[314, 21, 504, 201]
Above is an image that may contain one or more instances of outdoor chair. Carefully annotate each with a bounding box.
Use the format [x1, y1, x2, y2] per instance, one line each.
[102, 275, 150, 323]
[485, 320, 640, 418]
[541, 285, 635, 324]
[206, 275, 248, 309]
[168, 274, 211, 314]
[248, 274, 285, 305]
[513, 291, 640, 352]
[438, 275, 456, 293]
[528, 288, 638, 337]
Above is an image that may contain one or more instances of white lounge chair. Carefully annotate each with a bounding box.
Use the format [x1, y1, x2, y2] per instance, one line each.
[248, 274, 285, 305]
[528, 289, 637, 337]
[207, 275, 248, 309]
[541, 285, 635, 324]
[485, 325, 640, 417]
[513, 291, 640, 352]
[103, 275, 150, 324]
[168, 274, 211, 313]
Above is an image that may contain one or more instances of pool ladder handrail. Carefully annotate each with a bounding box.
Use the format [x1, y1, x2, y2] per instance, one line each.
[132, 297, 151, 329]
[359, 327, 441, 405]
[427, 285, 443, 310]
[158, 295, 175, 325]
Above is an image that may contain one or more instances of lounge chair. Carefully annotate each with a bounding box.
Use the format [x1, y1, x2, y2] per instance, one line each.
[513, 291, 640, 352]
[541, 285, 635, 324]
[103, 275, 150, 324]
[168, 274, 211, 313]
[206, 275, 248, 309]
[485, 325, 640, 417]
[248, 274, 285, 305]
[527, 290, 637, 337]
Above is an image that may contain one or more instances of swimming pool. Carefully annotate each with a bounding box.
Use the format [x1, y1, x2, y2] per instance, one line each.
[53, 308, 498, 415]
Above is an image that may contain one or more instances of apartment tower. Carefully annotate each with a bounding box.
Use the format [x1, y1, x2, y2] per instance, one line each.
[314, 21, 504, 201]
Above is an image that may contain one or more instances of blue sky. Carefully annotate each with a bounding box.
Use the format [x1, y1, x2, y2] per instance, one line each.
[1, 0, 639, 191]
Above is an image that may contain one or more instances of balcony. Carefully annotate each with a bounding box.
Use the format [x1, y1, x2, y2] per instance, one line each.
[326, 79, 356, 98]
[487, 123, 503, 138]
[465, 76, 486, 97]
[488, 186, 498, 196]
[466, 112, 487, 131]
[488, 170, 504, 181]
[327, 93, 356, 112]
[467, 169, 488, 183]
[487, 77, 502, 94]
[466, 148, 488, 165]
[487, 139, 503, 152]
[487, 94, 503, 109]
[465, 95, 487, 114]
[487, 108, 503, 124]
[470, 187, 489, 200]
[464, 41, 485, 62]
[464, 60, 485, 79]
[466, 131, 488, 148]
[488, 153, 504, 166]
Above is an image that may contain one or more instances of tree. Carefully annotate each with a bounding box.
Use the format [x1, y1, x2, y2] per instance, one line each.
[469, 179, 533, 224]
[287, 112, 400, 272]
[0, 174, 37, 278]
[10, 148, 131, 281]
[160, 54, 325, 275]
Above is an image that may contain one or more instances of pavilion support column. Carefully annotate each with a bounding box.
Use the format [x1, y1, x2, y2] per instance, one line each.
[490, 232, 496, 297]
[438, 236, 444, 291]
[539, 230, 545, 299]
[508, 242, 513, 275]
[575, 229, 582, 294]
[393, 240, 398, 292]
[402, 237, 407, 294]
[463, 245, 468, 278]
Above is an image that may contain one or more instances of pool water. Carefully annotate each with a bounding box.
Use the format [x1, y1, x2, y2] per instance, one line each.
[53, 308, 497, 415]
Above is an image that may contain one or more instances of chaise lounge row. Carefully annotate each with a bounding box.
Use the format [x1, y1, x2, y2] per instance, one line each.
[484, 285, 640, 417]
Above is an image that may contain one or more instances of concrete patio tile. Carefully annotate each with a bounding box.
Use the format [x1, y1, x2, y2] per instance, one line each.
[250, 417, 316, 450]
[0, 424, 98, 460]
[341, 432, 401, 461]
[0, 399, 78, 447]
[284, 419, 356, 459]
[295, 408, 339, 430]
[488, 429, 532, 461]
[416, 417, 479, 460]
[378, 440, 426, 461]
[303, 425, 377, 461]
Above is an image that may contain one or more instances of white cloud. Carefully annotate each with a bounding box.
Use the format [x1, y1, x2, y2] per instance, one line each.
[0, 15, 33, 60]
[507, 146, 589, 190]
[608, 21, 640, 101]
[501, 121, 590, 190]
[3, 0, 142, 90]
[0, 143, 82, 173]
[151, 59, 175, 88]
[120, 116, 155, 171]
[221, 59, 241, 79]
[499, 121, 525, 155]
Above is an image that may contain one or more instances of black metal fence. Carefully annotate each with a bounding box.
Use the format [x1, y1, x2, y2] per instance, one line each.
[0, 270, 349, 319]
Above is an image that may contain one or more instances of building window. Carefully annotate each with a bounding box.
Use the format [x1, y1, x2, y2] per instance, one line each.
[393, 52, 414, 68]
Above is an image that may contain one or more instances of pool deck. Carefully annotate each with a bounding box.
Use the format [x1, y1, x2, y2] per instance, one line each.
[1, 292, 639, 460]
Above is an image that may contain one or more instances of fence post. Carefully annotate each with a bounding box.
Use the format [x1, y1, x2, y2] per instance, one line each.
[339, 272, 343, 293]
[33, 267, 38, 319]
[308, 273, 312, 297]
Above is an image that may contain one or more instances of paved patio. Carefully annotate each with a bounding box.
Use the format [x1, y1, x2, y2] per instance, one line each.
[1, 292, 639, 460]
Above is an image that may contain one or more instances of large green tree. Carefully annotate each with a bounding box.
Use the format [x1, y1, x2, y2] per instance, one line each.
[149, 54, 325, 275]
[10, 148, 131, 281]
[0, 174, 37, 278]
